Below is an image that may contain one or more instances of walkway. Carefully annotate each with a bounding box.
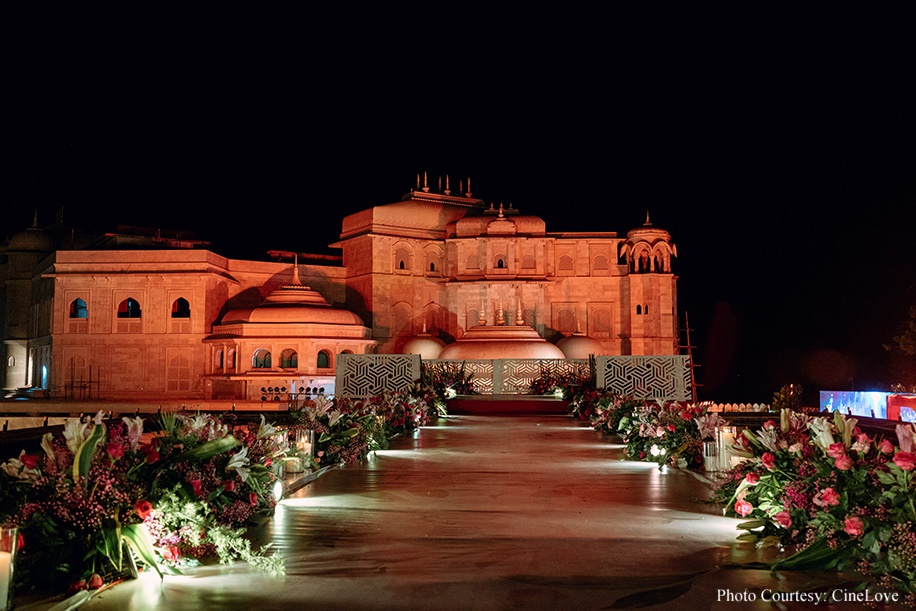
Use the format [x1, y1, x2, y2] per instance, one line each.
[55, 415, 907, 610]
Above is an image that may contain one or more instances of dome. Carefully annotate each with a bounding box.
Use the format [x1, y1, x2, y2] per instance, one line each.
[439, 325, 566, 360]
[220, 267, 365, 326]
[401, 333, 446, 359]
[557, 332, 604, 359]
[8, 215, 54, 253]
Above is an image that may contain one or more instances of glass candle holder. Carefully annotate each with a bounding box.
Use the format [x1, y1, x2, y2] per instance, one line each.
[0, 527, 18, 611]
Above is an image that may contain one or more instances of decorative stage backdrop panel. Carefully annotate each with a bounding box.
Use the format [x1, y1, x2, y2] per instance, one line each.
[336, 354, 421, 398]
[596, 355, 692, 403]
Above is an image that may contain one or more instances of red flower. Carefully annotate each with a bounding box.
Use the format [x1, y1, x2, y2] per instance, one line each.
[190, 479, 203, 496]
[894, 451, 916, 471]
[761, 452, 776, 471]
[826, 443, 846, 459]
[249, 493, 258, 506]
[774, 510, 792, 529]
[162, 546, 181, 561]
[87, 574, 104, 590]
[815, 487, 841, 507]
[763, 420, 777, 430]
[879, 439, 894, 454]
[666, 424, 676, 433]
[744, 473, 759, 485]
[844, 516, 864, 537]
[106, 442, 125, 460]
[734, 499, 753, 517]
[17, 533, 24, 551]
[639, 452, 646, 459]
[20, 454, 39, 470]
[224, 480, 235, 492]
[134, 499, 153, 520]
[834, 454, 853, 471]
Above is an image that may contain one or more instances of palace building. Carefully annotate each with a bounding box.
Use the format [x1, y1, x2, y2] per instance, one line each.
[0, 179, 679, 401]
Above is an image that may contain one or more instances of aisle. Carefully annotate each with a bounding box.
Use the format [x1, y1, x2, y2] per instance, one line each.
[66, 415, 902, 610]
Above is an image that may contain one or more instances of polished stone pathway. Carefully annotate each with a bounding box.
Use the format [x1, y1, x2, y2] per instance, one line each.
[46, 415, 909, 610]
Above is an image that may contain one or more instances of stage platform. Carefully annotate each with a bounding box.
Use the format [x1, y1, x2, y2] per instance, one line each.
[447, 394, 569, 414]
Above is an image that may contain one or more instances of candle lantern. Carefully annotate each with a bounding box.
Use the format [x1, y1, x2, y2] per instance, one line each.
[0, 527, 18, 610]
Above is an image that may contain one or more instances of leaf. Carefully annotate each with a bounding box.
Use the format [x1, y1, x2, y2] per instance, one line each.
[876, 470, 896, 486]
[737, 520, 766, 530]
[736, 532, 758, 542]
[170, 436, 239, 464]
[72, 424, 106, 481]
[102, 524, 123, 572]
[122, 524, 165, 579]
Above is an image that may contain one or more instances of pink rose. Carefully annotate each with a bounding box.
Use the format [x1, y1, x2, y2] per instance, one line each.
[879, 439, 894, 454]
[894, 451, 916, 471]
[774, 510, 792, 529]
[249, 492, 259, 506]
[666, 424, 676, 433]
[816, 487, 841, 507]
[162, 546, 181, 561]
[735, 499, 753, 517]
[744, 473, 759, 485]
[761, 452, 776, 471]
[87, 574, 104, 590]
[827, 442, 846, 459]
[844, 516, 864, 536]
[834, 454, 853, 470]
[763, 420, 777, 430]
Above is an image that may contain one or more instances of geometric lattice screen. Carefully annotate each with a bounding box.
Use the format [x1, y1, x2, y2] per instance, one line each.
[596, 355, 692, 403]
[335, 354, 421, 398]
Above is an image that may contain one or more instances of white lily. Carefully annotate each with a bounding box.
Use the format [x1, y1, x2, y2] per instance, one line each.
[807, 417, 835, 451]
[257, 414, 277, 439]
[2, 451, 40, 482]
[226, 446, 251, 482]
[63, 418, 86, 454]
[328, 410, 344, 428]
[123, 416, 144, 450]
[40, 432, 56, 462]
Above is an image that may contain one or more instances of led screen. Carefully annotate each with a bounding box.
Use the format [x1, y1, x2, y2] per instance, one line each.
[820, 391, 888, 420]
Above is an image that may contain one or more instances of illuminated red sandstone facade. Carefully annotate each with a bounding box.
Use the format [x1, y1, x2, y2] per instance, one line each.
[0, 182, 678, 400]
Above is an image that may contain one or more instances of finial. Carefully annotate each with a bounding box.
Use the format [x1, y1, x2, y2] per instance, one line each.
[444, 174, 451, 195]
[466, 177, 472, 198]
[515, 295, 524, 326]
[423, 171, 429, 193]
[479, 294, 486, 326]
[32, 210, 40, 228]
[291, 254, 302, 286]
[645, 210, 651, 225]
[438, 176, 442, 192]
[497, 300, 505, 326]
[498, 203, 504, 218]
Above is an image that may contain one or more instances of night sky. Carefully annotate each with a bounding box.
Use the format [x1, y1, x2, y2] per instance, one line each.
[2, 21, 914, 405]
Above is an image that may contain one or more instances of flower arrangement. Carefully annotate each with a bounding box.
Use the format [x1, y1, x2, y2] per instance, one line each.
[0, 410, 288, 595]
[293, 387, 435, 467]
[713, 410, 916, 601]
[421, 361, 474, 407]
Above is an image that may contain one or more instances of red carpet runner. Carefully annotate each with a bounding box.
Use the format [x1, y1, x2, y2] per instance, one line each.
[446, 395, 569, 415]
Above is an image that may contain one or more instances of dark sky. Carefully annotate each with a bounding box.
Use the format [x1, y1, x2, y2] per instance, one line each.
[2, 19, 914, 405]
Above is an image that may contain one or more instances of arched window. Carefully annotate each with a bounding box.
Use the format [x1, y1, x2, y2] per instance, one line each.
[215, 350, 224, 370]
[636, 305, 642, 315]
[429, 262, 436, 272]
[171, 298, 190, 318]
[227, 349, 236, 370]
[117, 298, 142, 319]
[496, 258, 505, 269]
[253, 349, 271, 369]
[644, 304, 649, 315]
[69, 298, 88, 319]
[280, 349, 298, 368]
[316, 350, 330, 369]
